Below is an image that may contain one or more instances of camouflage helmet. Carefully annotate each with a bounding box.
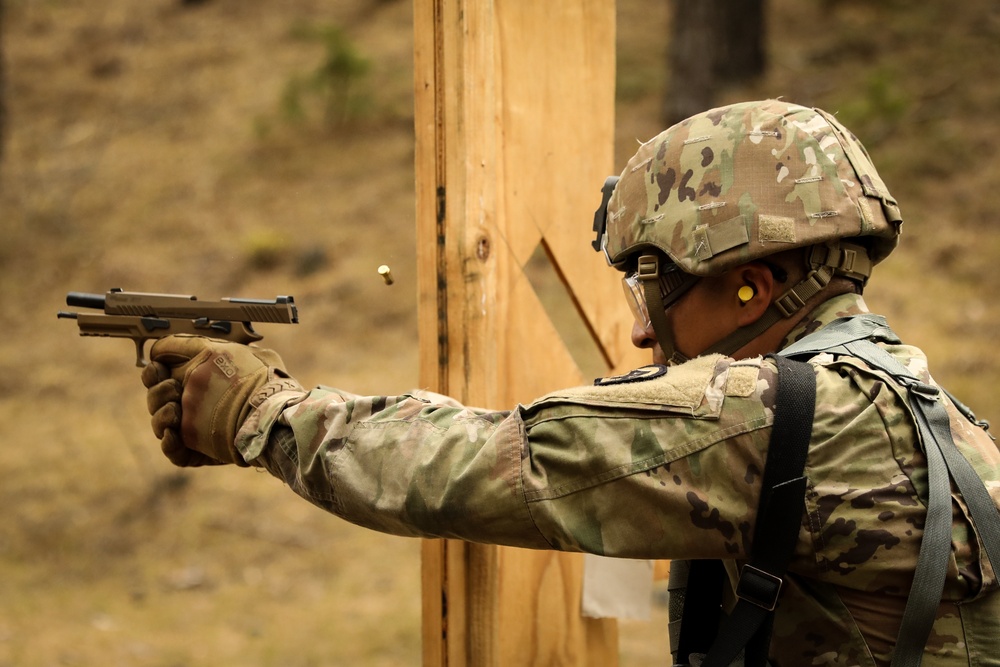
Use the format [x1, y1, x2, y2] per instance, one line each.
[592, 99, 903, 361]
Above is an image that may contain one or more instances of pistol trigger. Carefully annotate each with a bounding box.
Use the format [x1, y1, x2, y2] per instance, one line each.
[134, 339, 149, 368]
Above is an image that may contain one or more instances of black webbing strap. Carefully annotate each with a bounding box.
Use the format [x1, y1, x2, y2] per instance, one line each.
[701, 355, 816, 667]
[673, 356, 816, 667]
[674, 559, 726, 662]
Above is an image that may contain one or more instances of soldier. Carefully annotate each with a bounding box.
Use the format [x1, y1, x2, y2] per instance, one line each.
[142, 100, 1000, 666]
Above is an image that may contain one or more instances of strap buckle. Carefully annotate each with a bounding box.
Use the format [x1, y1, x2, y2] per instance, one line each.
[637, 253, 659, 280]
[908, 381, 941, 403]
[736, 565, 783, 611]
[774, 289, 806, 318]
[774, 269, 831, 318]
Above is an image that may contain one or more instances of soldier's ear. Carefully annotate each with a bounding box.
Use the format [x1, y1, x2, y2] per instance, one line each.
[734, 263, 774, 326]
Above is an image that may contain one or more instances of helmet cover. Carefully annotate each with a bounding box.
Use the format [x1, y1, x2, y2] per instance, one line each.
[602, 100, 903, 276]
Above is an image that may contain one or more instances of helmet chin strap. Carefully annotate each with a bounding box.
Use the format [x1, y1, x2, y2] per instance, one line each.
[638, 241, 873, 361]
[641, 275, 689, 365]
[637, 254, 694, 366]
[700, 241, 873, 358]
[700, 266, 833, 357]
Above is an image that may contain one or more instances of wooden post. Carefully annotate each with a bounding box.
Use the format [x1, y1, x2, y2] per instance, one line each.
[414, 1, 645, 664]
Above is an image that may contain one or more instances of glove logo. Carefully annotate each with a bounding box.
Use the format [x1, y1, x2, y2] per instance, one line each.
[214, 354, 239, 379]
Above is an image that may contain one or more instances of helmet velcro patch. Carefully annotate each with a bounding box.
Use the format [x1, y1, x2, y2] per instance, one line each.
[759, 215, 797, 243]
[693, 215, 750, 260]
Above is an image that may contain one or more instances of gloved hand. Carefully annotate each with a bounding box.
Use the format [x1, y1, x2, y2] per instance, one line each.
[141, 334, 302, 467]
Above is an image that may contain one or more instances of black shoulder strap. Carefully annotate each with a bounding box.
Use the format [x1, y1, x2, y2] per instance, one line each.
[673, 356, 816, 667]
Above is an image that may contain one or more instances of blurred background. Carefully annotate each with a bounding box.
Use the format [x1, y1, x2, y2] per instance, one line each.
[1, 0, 998, 665]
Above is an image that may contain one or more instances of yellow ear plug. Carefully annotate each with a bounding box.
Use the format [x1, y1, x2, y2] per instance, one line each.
[738, 285, 755, 304]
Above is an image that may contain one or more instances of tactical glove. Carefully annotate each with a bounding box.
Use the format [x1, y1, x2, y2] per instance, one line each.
[141, 334, 302, 467]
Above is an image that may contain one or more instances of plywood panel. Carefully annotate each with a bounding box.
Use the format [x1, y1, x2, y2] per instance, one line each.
[414, 1, 647, 664]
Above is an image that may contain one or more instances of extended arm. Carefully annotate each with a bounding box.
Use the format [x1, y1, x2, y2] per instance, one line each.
[232, 353, 776, 560]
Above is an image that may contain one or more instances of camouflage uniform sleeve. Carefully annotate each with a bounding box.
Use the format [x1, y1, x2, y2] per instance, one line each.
[234, 354, 778, 560]
[517, 354, 776, 559]
[235, 384, 553, 549]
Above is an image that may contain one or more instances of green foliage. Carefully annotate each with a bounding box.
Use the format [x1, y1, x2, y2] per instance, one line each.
[242, 229, 290, 270]
[616, 56, 663, 103]
[833, 69, 910, 146]
[283, 22, 373, 129]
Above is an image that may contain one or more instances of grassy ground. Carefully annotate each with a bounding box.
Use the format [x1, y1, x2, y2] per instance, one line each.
[2, 0, 999, 665]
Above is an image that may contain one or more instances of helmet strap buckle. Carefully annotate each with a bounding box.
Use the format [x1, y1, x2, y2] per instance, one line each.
[636, 253, 684, 364]
[637, 254, 660, 281]
[774, 268, 831, 318]
[809, 242, 874, 284]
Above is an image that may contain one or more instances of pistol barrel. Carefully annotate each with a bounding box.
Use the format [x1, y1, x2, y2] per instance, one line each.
[66, 292, 107, 310]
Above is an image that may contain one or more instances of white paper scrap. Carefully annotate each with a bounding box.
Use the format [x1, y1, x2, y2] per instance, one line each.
[581, 554, 654, 620]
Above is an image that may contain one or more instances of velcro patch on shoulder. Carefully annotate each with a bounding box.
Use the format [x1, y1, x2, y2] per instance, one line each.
[724, 363, 760, 397]
[548, 354, 724, 410]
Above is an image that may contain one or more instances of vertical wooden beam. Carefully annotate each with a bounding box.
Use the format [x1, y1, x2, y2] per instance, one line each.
[415, 1, 642, 665]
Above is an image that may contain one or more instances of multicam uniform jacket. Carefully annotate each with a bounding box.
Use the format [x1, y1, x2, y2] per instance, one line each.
[236, 293, 1000, 666]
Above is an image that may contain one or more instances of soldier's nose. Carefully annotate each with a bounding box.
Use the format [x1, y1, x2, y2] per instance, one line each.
[631, 320, 656, 350]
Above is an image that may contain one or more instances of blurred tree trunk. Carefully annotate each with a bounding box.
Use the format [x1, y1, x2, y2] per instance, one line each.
[718, 0, 766, 83]
[663, 0, 767, 126]
[0, 0, 5, 164]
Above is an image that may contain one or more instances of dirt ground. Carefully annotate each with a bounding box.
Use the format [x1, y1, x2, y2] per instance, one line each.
[1, 0, 999, 665]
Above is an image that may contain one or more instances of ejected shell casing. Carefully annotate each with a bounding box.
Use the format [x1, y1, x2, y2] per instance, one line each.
[378, 265, 394, 286]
